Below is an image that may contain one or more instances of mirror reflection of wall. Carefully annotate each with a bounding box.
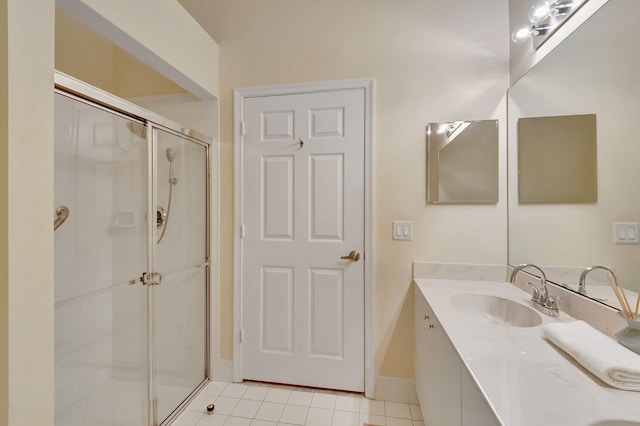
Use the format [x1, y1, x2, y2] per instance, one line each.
[427, 120, 498, 204]
[518, 114, 597, 203]
[508, 0, 640, 310]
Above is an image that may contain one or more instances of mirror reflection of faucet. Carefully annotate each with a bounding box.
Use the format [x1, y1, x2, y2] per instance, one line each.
[510, 263, 560, 316]
[580, 265, 636, 319]
[577, 265, 611, 302]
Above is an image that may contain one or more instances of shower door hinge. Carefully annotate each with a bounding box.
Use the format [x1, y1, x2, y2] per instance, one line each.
[240, 121, 247, 136]
[141, 272, 162, 286]
[240, 329, 245, 343]
[240, 224, 246, 239]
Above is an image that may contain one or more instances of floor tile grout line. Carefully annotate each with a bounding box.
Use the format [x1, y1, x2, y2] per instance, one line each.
[182, 380, 420, 426]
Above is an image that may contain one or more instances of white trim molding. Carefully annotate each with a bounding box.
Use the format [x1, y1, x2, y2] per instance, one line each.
[233, 78, 375, 397]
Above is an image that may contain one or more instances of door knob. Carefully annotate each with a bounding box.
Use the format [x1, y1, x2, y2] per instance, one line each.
[340, 250, 360, 262]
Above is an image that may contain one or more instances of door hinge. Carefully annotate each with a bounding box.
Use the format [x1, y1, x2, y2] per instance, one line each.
[240, 329, 245, 342]
[240, 224, 246, 239]
[141, 272, 162, 286]
[240, 121, 246, 136]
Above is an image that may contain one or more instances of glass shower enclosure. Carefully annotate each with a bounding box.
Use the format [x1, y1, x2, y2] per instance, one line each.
[53, 73, 210, 426]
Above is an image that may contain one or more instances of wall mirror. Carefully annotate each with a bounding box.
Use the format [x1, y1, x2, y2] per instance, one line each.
[427, 120, 498, 204]
[508, 0, 640, 311]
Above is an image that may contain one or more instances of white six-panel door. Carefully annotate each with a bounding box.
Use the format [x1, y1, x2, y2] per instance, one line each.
[241, 88, 365, 391]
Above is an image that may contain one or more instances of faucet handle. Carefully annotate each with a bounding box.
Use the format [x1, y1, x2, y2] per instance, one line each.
[527, 282, 540, 302]
[547, 295, 561, 310]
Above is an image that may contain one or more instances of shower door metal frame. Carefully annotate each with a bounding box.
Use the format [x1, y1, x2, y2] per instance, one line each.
[54, 71, 212, 426]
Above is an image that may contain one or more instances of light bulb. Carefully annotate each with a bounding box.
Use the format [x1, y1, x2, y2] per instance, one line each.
[511, 25, 533, 44]
[528, 0, 553, 24]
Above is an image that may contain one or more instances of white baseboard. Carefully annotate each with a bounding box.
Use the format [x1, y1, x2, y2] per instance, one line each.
[212, 359, 233, 382]
[375, 376, 418, 403]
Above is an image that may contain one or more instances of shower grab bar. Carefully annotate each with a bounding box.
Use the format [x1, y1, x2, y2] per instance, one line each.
[54, 206, 69, 231]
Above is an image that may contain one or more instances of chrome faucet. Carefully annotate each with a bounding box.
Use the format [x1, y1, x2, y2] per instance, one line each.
[510, 263, 559, 316]
[578, 265, 616, 296]
[510, 263, 548, 304]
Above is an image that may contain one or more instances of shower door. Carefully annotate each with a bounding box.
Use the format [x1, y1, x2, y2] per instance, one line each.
[54, 93, 150, 426]
[54, 80, 210, 426]
[152, 128, 208, 424]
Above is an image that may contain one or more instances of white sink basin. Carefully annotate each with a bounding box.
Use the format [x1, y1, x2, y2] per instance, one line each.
[450, 293, 542, 328]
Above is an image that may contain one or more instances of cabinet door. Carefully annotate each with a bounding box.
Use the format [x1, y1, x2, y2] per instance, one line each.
[415, 286, 461, 426]
[461, 367, 501, 426]
[414, 286, 429, 409]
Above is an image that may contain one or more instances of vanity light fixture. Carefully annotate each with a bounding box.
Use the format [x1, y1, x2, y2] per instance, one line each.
[511, 0, 586, 46]
[511, 24, 551, 44]
[529, 0, 557, 24]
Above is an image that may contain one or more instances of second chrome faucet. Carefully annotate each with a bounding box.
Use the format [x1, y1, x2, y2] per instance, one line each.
[578, 265, 615, 296]
[510, 263, 560, 316]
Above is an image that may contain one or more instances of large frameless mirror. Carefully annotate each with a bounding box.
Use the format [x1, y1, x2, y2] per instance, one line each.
[508, 0, 640, 313]
[427, 120, 499, 204]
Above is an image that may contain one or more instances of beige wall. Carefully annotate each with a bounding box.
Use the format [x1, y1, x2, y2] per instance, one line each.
[179, 0, 510, 379]
[0, 0, 8, 420]
[55, 10, 114, 92]
[56, 10, 186, 99]
[113, 48, 186, 98]
[0, 0, 55, 424]
[58, 0, 219, 99]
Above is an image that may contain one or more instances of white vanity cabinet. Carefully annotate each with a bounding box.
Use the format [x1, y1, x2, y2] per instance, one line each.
[415, 285, 460, 424]
[460, 367, 500, 426]
[414, 286, 501, 426]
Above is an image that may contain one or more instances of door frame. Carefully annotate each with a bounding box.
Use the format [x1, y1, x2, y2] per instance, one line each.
[233, 79, 375, 397]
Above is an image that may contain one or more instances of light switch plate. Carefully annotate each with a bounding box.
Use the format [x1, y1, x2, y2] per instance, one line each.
[392, 220, 413, 241]
[613, 222, 639, 244]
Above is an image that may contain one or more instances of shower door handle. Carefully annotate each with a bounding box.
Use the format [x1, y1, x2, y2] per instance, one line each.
[141, 272, 162, 286]
[129, 272, 162, 286]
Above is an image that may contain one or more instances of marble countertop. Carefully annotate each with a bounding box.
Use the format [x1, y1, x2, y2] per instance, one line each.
[415, 278, 640, 426]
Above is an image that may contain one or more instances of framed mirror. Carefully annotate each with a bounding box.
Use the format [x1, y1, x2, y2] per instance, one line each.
[508, 0, 640, 312]
[427, 120, 498, 204]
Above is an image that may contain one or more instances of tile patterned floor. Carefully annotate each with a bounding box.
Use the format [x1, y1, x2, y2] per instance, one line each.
[172, 381, 424, 426]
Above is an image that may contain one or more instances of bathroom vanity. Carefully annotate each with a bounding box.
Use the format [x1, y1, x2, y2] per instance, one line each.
[415, 283, 499, 426]
[414, 278, 640, 425]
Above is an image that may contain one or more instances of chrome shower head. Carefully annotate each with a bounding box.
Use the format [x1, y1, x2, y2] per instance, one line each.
[126, 122, 146, 139]
[166, 148, 175, 163]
